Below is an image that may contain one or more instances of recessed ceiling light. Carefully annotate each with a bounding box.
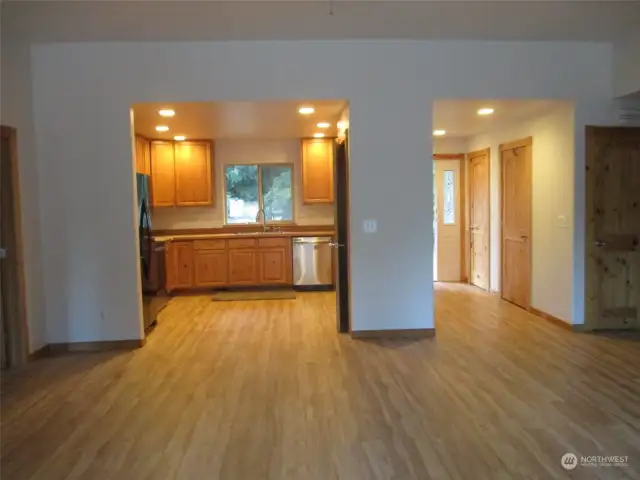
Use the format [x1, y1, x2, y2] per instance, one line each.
[313, 133, 325, 138]
[433, 130, 446, 136]
[155, 125, 169, 132]
[158, 109, 175, 117]
[174, 135, 186, 141]
[477, 108, 494, 115]
[299, 106, 315, 115]
[317, 122, 331, 128]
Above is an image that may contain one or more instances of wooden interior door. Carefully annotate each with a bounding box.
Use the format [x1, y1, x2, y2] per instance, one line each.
[174, 141, 212, 206]
[469, 149, 490, 290]
[586, 127, 639, 330]
[435, 159, 462, 282]
[501, 138, 532, 309]
[0, 126, 28, 368]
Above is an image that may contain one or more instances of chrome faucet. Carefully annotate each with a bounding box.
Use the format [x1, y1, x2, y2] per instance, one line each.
[256, 207, 267, 233]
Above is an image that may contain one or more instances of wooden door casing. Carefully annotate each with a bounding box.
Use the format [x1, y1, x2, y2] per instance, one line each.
[150, 141, 176, 207]
[228, 250, 258, 285]
[0, 126, 29, 368]
[194, 250, 228, 287]
[468, 148, 490, 291]
[174, 141, 213, 207]
[500, 138, 532, 309]
[586, 127, 640, 330]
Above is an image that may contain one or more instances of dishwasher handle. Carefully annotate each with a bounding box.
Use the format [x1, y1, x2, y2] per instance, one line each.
[293, 237, 333, 245]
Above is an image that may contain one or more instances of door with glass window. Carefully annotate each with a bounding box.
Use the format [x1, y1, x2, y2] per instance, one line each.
[435, 159, 461, 282]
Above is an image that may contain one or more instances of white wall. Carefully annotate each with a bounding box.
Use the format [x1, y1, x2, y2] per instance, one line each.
[1, 37, 48, 352]
[614, 31, 640, 98]
[433, 137, 467, 154]
[466, 104, 575, 323]
[25, 40, 615, 342]
[151, 139, 334, 230]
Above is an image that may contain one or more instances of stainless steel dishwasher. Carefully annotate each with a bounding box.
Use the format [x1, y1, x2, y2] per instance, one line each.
[292, 237, 334, 289]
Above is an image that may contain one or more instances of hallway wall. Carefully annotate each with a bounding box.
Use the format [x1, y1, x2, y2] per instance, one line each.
[466, 104, 575, 323]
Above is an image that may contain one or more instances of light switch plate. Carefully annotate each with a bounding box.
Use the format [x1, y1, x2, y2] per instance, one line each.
[363, 219, 377, 233]
[557, 215, 568, 228]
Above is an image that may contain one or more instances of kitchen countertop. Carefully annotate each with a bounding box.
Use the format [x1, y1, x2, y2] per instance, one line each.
[152, 231, 335, 242]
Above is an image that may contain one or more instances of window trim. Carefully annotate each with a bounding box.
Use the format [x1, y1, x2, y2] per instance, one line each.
[223, 162, 295, 225]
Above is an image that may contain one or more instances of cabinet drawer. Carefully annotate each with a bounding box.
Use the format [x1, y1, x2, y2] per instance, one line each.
[258, 237, 289, 248]
[228, 238, 257, 249]
[193, 239, 226, 250]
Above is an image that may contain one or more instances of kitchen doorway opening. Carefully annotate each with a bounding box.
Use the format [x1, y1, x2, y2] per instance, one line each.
[129, 100, 352, 336]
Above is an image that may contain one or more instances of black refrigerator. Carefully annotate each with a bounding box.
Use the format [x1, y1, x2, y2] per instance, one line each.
[137, 173, 166, 331]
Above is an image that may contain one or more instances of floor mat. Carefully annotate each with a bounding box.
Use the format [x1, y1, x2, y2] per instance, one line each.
[211, 290, 297, 301]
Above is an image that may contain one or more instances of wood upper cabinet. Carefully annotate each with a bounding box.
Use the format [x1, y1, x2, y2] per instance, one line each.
[302, 138, 334, 204]
[258, 248, 291, 285]
[194, 250, 228, 287]
[174, 141, 213, 206]
[134, 135, 151, 175]
[150, 141, 176, 207]
[149, 140, 213, 207]
[228, 250, 258, 286]
[173, 242, 194, 289]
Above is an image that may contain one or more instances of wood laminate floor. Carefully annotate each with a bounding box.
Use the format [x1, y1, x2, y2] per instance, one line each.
[2, 284, 640, 480]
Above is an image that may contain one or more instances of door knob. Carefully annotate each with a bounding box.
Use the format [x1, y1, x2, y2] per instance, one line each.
[329, 242, 345, 248]
[594, 240, 606, 247]
[520, 235, 528, 240]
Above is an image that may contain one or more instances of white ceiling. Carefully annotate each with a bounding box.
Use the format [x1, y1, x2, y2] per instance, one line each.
[3, 1, 639, 43]
[433, 99, 569, 138]
[132, 100, 347, 140]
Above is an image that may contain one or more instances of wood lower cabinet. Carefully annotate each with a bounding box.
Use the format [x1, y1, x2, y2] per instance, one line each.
[228, 250, 258, 286]
[165, 236, 293, 291]
[194, 250, 228, 287]
[258, 248, 291, 285]
[174, 242, 194, 288]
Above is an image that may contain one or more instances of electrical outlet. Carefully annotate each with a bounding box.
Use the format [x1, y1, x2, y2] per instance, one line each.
[363, 219, 377, 233]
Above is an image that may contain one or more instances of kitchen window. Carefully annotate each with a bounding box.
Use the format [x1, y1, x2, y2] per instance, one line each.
[225, 164, 293, 224]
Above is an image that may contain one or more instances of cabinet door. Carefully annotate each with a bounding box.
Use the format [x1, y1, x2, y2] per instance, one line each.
[165, 241, 177, 293]
[228, 249, 258, 285]
[302, 138, 334, 204]
[258, 247, 291, 285]
[150, 141, 175, 207]
[135, 135, 145, 174]
[141, 137, 151, 175]
[174, 141, 213, 206]
[173, 242, 194, 288]
[194, 250, 228, 287]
